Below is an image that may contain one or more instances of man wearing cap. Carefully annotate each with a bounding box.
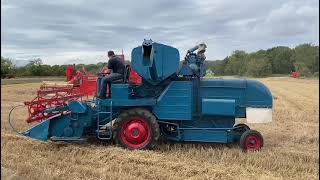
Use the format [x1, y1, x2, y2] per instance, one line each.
[98, 51, 125, 99]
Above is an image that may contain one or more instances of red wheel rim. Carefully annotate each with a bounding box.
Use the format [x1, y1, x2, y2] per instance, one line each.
[120, 116, 151, 148]
[245, 134, 262, 151]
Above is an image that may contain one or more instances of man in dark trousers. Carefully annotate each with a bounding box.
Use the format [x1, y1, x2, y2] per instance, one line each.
[98, 51, 125, 99]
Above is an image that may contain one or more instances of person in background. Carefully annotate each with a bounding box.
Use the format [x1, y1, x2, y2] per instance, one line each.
[98, 50, 125, 99]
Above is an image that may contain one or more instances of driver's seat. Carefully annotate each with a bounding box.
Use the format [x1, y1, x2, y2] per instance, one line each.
[111, 64, 130, 84]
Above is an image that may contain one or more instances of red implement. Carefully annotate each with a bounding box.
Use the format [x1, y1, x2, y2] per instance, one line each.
[291, 71, 300, 78]
[23, 52, 129, 123]
[24, 66, 97, 123]
[24, 86, 83, 123]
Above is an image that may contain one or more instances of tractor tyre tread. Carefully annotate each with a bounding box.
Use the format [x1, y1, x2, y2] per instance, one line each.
[113, 108, 160, 150]
[239, 129, 264, 151]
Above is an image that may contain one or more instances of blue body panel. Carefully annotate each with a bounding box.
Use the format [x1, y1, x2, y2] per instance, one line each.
[21, 103, 96, 142]
[98, 98, 157, 107]
[22, 118, 51, 141]
[200, 79, 246, 117]
[202, 99, 235, 116]
[181, 129, 228, 143]
[200, 79, 272, 117]
[153, 81, 192, 120]
[131, 42, 180, 85]
[68, 100, 87, 113]
[111, 84, 129, 100]
[245, 80, 273, 107]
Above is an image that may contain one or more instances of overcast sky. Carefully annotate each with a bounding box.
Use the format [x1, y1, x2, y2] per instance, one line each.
[1, 0, 319, 65]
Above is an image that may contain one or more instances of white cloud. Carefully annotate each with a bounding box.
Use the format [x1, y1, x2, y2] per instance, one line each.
[1, 0, 319, 65]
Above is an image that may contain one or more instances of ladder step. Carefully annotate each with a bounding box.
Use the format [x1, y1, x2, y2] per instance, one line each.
[97, 125, 110, 128]
[96, 129, 111, 132]
[96, 101, 112, 140]
[98, 125, 112, 130]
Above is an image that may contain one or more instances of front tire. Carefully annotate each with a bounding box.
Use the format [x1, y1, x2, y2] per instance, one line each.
[113, 108, 160, 150]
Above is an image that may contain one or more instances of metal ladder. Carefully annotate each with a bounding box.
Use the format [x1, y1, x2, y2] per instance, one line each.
[96, 101, 113, 140]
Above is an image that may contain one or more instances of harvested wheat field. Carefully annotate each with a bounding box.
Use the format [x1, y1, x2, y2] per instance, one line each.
[1, 77, 319, 180]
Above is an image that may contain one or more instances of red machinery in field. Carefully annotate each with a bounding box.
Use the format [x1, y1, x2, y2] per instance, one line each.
[291, 70, 300, 78]
[24, 84, 83, 123]
[23, 54, 142, 124]
[24, 65, 97, 123]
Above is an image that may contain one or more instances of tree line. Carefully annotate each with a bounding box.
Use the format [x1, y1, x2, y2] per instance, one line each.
[207, 43, 319, 77]
[1, 57, 130, 78]
[1, 43, 319, 79]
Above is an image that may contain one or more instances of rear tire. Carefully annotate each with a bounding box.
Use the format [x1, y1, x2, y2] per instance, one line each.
[239, 130, 263, 152]
[113, 108, 160, 150]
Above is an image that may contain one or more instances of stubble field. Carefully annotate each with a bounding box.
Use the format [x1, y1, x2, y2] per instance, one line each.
[1, 77, 319, 180]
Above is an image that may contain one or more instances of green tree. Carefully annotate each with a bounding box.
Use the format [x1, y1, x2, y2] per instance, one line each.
[207, 59, 227, 75]
[291, 44, 319, 76]
[246, 58, 272, 77]
[224, 50, 248, 75]
[1, 56, 15, 78]
[266, 46, 294, 74]
[26, 58, 44, 76]
[294, 62, 311, 76]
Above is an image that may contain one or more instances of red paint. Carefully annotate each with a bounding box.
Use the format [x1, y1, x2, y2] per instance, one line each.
[128, 67, 142, 85]
[245, 134, 262, 151]
[66, 65, 74, 81]
[291, 71, 300, 78]
[24, 87, 83, 123]
[78, 75, 97, 96]
[120, 116, 151, 148]
[68, 67, 97, 96]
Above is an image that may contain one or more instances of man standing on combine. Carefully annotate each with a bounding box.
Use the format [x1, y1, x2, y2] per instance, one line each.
[98, 50, 125, 99]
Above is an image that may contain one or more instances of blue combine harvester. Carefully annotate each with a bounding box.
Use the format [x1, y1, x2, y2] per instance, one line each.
[10, 40, 272, 151]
